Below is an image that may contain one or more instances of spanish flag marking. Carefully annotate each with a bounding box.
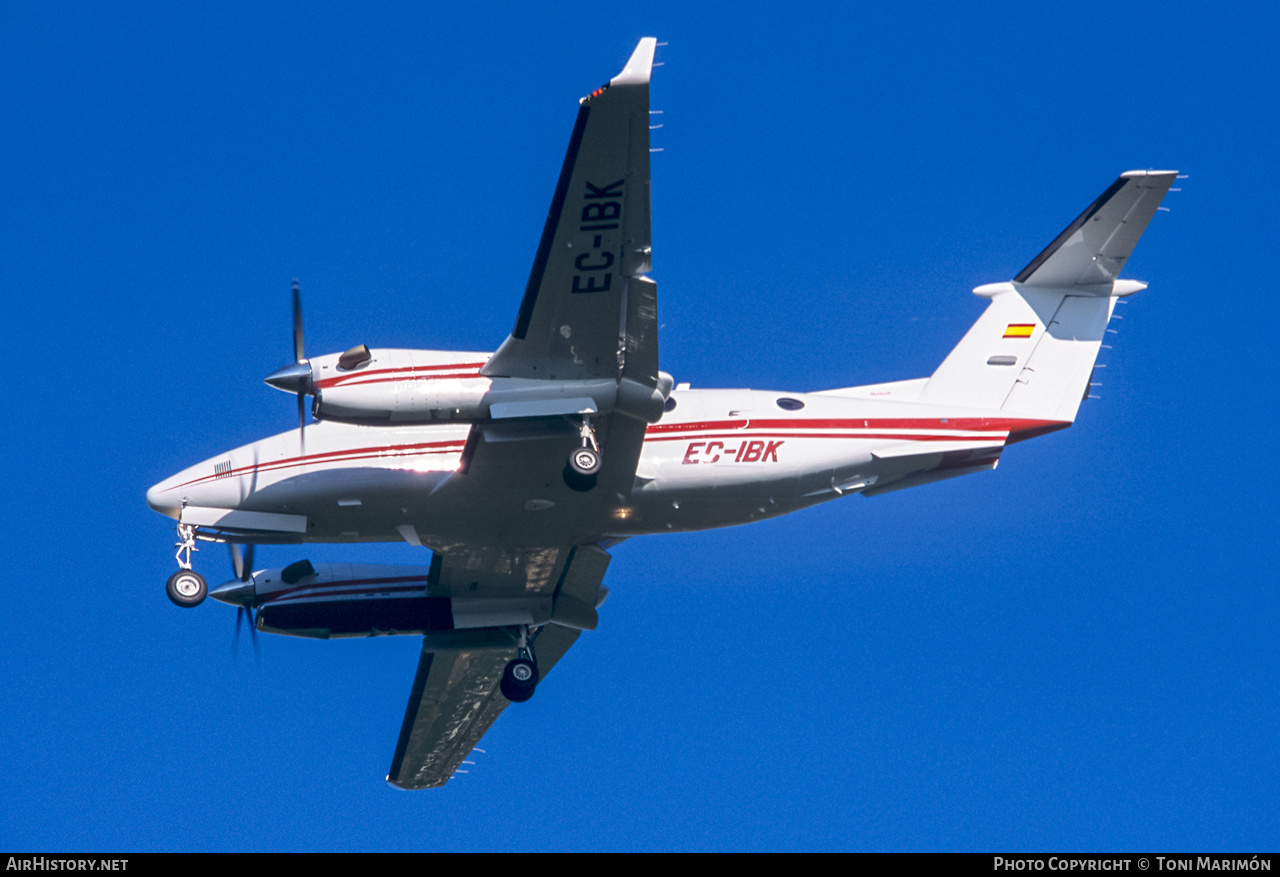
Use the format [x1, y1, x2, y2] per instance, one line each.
[1003, 323, 1036, 339]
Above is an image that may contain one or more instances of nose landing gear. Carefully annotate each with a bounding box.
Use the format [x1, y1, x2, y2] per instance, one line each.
[166, 518, 207, 608]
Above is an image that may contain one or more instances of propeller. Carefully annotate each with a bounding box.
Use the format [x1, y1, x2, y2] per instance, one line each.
[292, 279, 306, 449]
[227, 542, 259, 664]
[264, 278, 312, 455]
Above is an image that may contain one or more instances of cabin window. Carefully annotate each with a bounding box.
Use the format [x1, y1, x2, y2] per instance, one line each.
[776, 397, 805, 411]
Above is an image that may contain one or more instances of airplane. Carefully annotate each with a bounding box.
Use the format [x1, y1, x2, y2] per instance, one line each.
[145, 37, 1178, 790]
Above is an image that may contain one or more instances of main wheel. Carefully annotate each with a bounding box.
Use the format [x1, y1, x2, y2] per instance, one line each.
[500, 658, 539, 703]
[166, 570, 207, 608]
[568, 446, 602, 476]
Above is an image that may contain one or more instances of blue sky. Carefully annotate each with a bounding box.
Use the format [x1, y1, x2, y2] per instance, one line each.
[2, 1, 1276, 851]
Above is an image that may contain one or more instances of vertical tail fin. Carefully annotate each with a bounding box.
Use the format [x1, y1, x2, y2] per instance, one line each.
[917, 171, 1177, 422]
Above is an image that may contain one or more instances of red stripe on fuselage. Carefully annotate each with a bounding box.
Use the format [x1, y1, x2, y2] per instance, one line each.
[167, 418, 1067, 493]
[315, 362, 486, 390]
[172, 439, 467, 490]
[645, 416, 1065, 436]
[643, 431, 1008, 443]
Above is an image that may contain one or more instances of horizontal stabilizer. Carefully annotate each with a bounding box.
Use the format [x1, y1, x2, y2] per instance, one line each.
[871, 437, 1007, 460]
[867, 437, 1005, 494]
[1016, 170, 1177, 289]
[864, 460, 999, 497]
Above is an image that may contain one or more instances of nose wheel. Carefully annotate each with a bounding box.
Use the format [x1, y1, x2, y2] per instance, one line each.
[167, 569, 208, 608]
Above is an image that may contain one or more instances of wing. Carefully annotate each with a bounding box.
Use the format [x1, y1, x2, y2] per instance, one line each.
[386, 545, 610, 790]
[482, 38, 660, 389]
[387, 44, 656, 789]
[386, 625, 580, 790]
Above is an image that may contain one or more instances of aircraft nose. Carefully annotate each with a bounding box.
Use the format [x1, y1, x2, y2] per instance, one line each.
[146, 479, 182, 518]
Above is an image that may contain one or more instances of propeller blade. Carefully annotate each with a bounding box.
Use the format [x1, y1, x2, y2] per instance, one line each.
[227, 542, 255, 582]
[233, 605, 261, 665]
[291, 278, 304, 364]
[293, 280, 307, 456]
[229, 543, 258, 664]
[228, 542, 244, 581]
[248, 606, 259, 663]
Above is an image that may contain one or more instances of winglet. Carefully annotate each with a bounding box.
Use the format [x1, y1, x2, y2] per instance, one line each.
[610, 37, 657, 87]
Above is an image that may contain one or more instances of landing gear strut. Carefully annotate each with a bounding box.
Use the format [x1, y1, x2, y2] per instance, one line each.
[167, 514, 207, 608]
[563, 414, 601, 492]
[501, 625, 540, 702]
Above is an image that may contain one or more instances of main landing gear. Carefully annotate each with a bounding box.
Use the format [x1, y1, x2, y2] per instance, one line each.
[167, 519, 207, 608]
[501, 625, 540, 703]
[563, 414, 602, 492]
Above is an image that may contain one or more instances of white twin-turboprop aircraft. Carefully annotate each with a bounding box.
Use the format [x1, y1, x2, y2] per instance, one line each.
[146, 38, 1177, 789]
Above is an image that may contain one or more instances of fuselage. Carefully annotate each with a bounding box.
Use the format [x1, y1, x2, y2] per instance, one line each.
[147, 368, 1065, 551]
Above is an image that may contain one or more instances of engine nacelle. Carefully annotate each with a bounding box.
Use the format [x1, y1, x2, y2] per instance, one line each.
[309, 348, 494, 422]
[303, 347, 673, 425]
[213, 561, 598, 639]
